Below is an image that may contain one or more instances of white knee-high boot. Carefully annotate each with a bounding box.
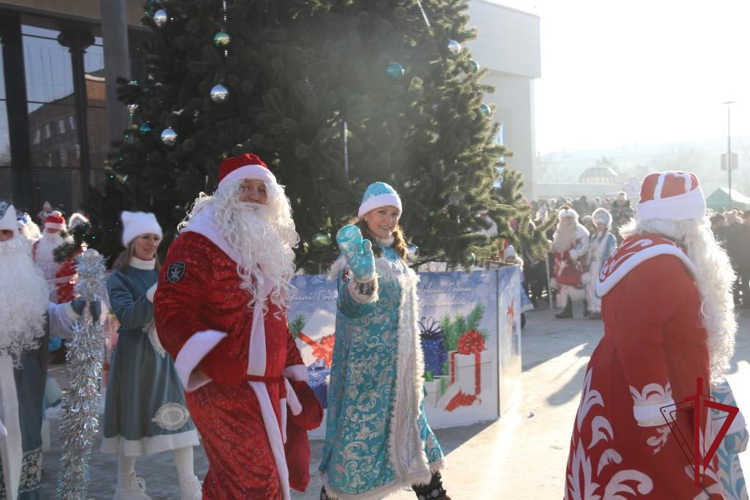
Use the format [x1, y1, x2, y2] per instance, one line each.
[173, 446, 201, 500]
[113, 454, 150, 500]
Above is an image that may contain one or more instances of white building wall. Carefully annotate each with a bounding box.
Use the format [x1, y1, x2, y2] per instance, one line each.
[467, 1, 541, 199]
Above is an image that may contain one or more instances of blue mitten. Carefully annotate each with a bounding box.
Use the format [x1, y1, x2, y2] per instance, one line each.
[336, 225, 375, 282]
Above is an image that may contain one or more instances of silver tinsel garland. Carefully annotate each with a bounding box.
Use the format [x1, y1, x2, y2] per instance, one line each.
[56, 249, 107, 499]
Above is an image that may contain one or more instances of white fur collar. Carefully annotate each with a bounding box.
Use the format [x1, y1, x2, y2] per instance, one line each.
[596, 234, 696, 297]
[130, 256, 156, 270]
[182, 202, 240, 264]
[375, 236, 395, 247]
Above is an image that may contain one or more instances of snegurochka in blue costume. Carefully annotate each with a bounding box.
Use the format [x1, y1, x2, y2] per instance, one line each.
[319, 183, 449, 500]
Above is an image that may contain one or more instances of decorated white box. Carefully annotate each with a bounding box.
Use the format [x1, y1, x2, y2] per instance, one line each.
[453, 351, 492, 396]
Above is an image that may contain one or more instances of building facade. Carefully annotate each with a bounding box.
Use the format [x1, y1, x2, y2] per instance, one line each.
[0, 0, 143, 218]
[467, 0, 541, 199]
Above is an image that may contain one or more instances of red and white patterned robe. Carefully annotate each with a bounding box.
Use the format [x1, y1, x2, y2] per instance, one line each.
[564, 234, 724, 499]
[553, 224, 590, 307]
[154, 204, 320, 499]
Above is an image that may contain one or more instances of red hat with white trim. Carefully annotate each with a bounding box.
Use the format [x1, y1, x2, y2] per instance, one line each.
[637, 171, 706, 221]
[218, 153, 276, 192]
[44, 211, 67, 231]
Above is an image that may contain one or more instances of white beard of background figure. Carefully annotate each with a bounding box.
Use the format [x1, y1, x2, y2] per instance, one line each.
[551, 207, 590, 319]
[0, 235, 49, 362]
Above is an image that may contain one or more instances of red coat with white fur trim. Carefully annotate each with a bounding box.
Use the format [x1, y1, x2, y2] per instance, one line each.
[154, 231, 311, 499]
[565, 234, 723, 498]
[154, 231, 303, 388]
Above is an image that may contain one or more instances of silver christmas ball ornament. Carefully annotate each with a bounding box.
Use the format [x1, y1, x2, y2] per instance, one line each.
[213, 31, 231, 47]
[161, 127, 178, 146]
[153, 10, 168, 28]
[406, 244, 420, 264]
[447, 39, 461, 56]
[210, 84, 229, 103]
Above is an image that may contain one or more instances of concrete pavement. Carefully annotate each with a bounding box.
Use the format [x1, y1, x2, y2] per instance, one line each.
[40, 303, 750, 499]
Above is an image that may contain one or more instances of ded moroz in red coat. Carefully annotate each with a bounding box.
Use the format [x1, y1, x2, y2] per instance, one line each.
[154, 203, 317, 500]
[564, 234, 725, 499]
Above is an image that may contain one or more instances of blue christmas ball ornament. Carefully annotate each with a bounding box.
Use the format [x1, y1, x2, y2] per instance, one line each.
[479, 103, 492, 116]
[470, 60, 480, 73]
[139, 123, 152, 134]
[386, 62, 405, 79]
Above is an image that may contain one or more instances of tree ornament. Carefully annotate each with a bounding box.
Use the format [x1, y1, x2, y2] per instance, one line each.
[447, 39, 461, 56]
[213, 31, 231, 47]
[406, 244, 420, 264]
[462, 251, 476, 268]
[386, 62, 405, 79]
[139, 123, 152, 134]
[153, 10, 168, 28]
[210, 84, 229, 103]
[161, 127, 178, 146]
[470, 60, 480, 73]
[312, 232, 331, 247]
[479, 103, 492, 116]
[127, 103, 139, 115]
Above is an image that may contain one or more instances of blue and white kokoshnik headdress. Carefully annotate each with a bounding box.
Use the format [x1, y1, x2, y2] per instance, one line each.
[358, 182, 403, 219]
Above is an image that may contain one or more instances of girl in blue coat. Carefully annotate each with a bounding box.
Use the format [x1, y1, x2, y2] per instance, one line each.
[103, 212, 200, 500]
[320, 183, 448, 500]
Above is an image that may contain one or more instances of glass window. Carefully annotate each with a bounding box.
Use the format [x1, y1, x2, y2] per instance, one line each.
[23, 33, 75, 104]
[28, 103, 80, 169]
[68, 115, 76, 130]
[0, 102, 9, 167]
[58, 118, 65, 134]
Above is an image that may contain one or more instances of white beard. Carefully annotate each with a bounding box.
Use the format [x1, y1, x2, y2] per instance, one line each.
[34, 231, 64, 280]
[553, 220, 578, 253]
[218, 201, 297, 311]
[0, 236, 49, 365]
[182, 180, 300, 312]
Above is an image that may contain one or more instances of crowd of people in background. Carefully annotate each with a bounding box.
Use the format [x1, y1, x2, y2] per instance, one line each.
[509, 189, 750, 316]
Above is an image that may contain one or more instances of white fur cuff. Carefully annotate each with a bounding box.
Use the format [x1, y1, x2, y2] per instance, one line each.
[146, 283, 157, 303]
[348, 277, 379, 304]
[633, 399, 675, 427]
[283, 364, 309, 383]
[64, 301, 79, 321]
[175, 330, 227, 392]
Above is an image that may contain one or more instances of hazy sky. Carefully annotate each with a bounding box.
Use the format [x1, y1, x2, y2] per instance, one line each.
[494, 0, 750, 154]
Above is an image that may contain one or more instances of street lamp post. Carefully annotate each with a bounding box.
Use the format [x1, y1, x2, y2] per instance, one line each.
[723, 101, 735, 206]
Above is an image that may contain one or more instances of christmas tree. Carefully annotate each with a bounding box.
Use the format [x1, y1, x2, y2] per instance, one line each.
[86, 0, 533, 271]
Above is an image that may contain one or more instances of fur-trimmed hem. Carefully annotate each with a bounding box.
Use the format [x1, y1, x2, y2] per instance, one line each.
[100, 429, 200, 457]
[320, 466, 437, 500]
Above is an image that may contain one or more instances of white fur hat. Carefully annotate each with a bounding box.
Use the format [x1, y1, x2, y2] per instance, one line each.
[0, 202, 18, 235]
[121, 211, 163, 247]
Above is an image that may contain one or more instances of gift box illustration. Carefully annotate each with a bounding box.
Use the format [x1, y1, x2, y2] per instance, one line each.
[438, 329, 490, 411]
[307, 358, 331, 409]
[419, 316, 447, 376]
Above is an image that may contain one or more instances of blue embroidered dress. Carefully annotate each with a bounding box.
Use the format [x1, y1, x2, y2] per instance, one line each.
[319, 245, 444, 500]
[711, 380, 748, 500]
[101, 257, 199, 456]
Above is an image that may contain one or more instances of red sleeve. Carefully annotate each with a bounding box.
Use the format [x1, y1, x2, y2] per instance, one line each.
[612, 255, 690, 426]
[285, 329, 304, 368]
[289, 380, 323, 431]
[154, 233, 248, 388]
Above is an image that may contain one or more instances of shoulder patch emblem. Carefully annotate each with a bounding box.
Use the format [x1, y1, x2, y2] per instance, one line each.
[166, 261, 186, 283]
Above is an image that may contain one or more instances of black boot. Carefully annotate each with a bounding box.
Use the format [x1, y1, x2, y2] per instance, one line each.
[583, 300, 590, 317]
[413, 472, 450, 500]
[555, 298, 573, 319]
